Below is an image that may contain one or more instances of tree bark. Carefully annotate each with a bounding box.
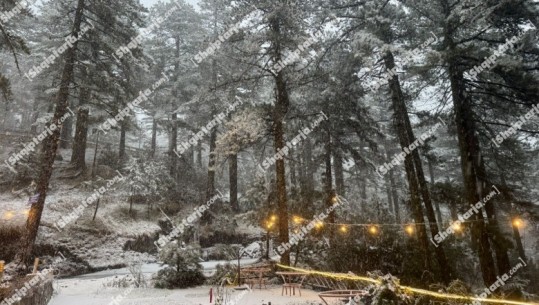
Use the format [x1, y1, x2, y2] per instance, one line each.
[206, 127, 217, 201]
[169, 113, 177, 176]
[151, 117, 157, 158]
[289, 147, 297, 190]
[91, 131, 99, 178]
[333, 148, 345, 196]
[60, 113, 73, 149]
[440, 0, 501, 285]
[229, 153, 239, 212]
[324, 127, 335, 244]
[71, 107, 89, 170]
[301, 138, 314, 214]
[428, 159, 444, 228]
[19, 0, 86, 264]
[384, 51, 450, 284]
[197, 142, 203, 168]
[389, 167, 400, 223]
[383, 52, 432, 275]
[119, 121, 126, 160]
[269, 13, 290, 266]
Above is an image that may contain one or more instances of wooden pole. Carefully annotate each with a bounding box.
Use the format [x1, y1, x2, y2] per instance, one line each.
[32, 257, 39, 274]
[0, 260, 5, 281]
[92, 198, 100, 221]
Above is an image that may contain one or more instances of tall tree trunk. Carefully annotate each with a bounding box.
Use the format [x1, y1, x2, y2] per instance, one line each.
[169, 113, 177, 176]
[60, 113, 73, 149]
[91, 131, 99, 178]
[385, 176, 393, 214]
[229, 153, 239, 212]
[19, 0, 85, 264]
[512, 219, 526, 261]
[196, 143, 202, 168]
[333, 148, 345, 196]
[324, 127, 335, 244]
[151, 117, 157, 158]
[448, 60, 498, 285]
[269, 14, 290, 266]
[441, 0, 502, 285]
[428, 159, 444, 228]
[302, 138, 314, 213]
[384, 51, 450, 284]
[500, 176, 526, 261]
[70, 107, 89, 170]
[383, 52, 432, 275]
[289, 147, 297, 190]
[389, 168, 400, 223]
[206, 128, 217, 201]
[119, 121, 126, 160]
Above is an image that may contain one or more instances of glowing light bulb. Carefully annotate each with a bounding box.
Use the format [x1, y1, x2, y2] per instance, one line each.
[405, 225, 415, 235]
[369, 226, 378, 235]
[340, 225, 348, 233]
[512, 218, 524, 228]
[3, 211, 15, 220]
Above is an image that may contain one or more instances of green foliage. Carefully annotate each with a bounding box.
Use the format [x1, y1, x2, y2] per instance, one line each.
[154, 243, 205, 289]
[154, 267, 205, 289]
[206, 263, 238, 285]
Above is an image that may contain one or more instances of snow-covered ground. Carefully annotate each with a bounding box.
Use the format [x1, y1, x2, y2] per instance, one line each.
[49, 260, 323, 305]
[49, 282, 323, 305]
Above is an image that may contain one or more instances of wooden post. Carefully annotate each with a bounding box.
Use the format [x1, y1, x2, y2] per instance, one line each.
[0, 260, 4, 281]
[32, 258, 40, 274]
[92, 198, 100, 221]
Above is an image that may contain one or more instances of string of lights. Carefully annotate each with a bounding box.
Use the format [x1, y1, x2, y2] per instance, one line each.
[264, 214, 525, 236]
[276, 264, 539, 305]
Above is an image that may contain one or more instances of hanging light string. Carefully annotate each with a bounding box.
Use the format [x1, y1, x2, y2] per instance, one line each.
[276, 264, 539, 305]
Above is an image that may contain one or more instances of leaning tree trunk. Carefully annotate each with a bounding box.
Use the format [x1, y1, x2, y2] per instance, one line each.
[384, 51, 451, 284]
[383, 52, 432, 274]
[19, 0, 86, 264]
[70, 107, 89, 170]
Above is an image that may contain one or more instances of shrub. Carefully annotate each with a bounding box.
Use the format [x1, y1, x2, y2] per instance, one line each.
[154, 243, 205, 289]
[154, 267, 205, 289]
[206, 263, 238, 285]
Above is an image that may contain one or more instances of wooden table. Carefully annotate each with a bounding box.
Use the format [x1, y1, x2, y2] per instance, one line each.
[318, 290, 369, 305]
[241, 267, 271, 289]
[276, 271, 308, 296]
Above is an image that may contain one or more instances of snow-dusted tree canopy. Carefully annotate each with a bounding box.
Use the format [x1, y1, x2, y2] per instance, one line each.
[0, 0, 538, 304]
